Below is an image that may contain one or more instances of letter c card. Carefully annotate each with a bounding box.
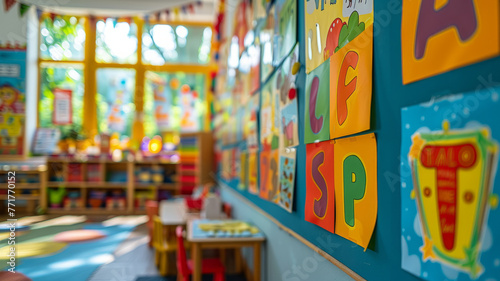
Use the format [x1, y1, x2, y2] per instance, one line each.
[305, 140, 335, 233]
[334, 133, 377, 250]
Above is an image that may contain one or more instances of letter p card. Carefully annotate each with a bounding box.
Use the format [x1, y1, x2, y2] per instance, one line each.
[334, 133, 377, 250]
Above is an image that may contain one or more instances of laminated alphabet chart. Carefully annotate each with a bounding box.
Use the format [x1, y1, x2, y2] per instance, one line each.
[401, 0, 500, 84]
[401, 87, 500, 280]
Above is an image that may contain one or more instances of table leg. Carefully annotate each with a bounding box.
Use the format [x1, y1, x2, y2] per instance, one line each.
[192, 243, 202, 281]
[253, 242, 261, 281]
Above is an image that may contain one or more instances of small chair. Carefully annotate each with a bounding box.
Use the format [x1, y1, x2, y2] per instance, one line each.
[176, 226, 225, 281]
[152, 216, 177, 276]
[146, 200, 159, 248]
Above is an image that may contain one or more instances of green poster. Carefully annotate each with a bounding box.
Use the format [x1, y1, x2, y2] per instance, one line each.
[304, 59, 330, 143]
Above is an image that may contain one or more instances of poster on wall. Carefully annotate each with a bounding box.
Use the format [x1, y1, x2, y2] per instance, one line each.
[401, 88, 500, 280]
[260, 4, 275, 83]
[53, 88, 72, 125]
[304, 0, 374, 73]
[305, 140, 335, 233]
[260, 72, 280, 150]
[277, 44, 299, 148]
[180, 85, 201, 132]
[278, 148, 297, 212]
[152, 79, 173, 131]
[273, 0, 297, 66]
[334, 133, 377, 250]
[248, 149, 259, 194]
[0, 48, 26, 156]
[246, 93, 260, 149]
[401, 0, 500, 84]
[304, 59, 330, 143]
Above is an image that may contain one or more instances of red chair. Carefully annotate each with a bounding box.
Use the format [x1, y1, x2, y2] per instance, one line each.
[176, 226, 225, 281]
[146, 200, 159, 247]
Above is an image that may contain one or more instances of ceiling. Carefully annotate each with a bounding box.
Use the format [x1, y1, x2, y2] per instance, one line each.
[22, 0, 218, 21]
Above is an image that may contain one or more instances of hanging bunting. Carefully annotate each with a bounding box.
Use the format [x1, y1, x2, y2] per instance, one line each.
[188, 3, 195, 13]
[19, 3, 30, 17]
[197, 0, 203, 6]
[49, 12, 56, 21]
[35, 7, 42, 19]
[173, 7, 180, 18]
[4, 0, 15, 12]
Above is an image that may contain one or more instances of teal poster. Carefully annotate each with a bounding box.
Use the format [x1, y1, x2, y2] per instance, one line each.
[401, 87, 500, 281]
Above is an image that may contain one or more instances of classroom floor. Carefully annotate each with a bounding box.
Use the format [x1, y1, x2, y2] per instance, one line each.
[1, 215, 247, 281]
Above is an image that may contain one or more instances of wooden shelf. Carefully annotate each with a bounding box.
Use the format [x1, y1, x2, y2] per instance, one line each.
[0, 183, 42, 189]
[134, 183, 177, 190]
[47, 182, 127, 188]
[0, 195, 40, 200]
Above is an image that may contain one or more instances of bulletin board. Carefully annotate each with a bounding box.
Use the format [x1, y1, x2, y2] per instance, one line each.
[218, 0, 500, 280]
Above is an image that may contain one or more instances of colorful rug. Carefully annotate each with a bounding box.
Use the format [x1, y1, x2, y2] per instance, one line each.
[135, 274, 247, 281]
[0, 216, 145, 281]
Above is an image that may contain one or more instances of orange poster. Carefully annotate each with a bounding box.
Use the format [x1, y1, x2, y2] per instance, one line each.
[334, 133, 377, 250]
[248, 149, 259, 195]
[401, 0, 500, 84]
[305, 140, 335, 233]
[268, 149, 280, 203]
[259, 148, 271, 200]
[330, 25, 373, 139]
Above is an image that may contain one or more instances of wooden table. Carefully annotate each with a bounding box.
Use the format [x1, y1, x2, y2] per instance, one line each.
[187, 219, 265, 281]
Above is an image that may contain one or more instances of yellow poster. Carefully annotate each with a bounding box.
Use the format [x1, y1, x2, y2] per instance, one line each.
[334, 133, 377, 250]
[401, 0, 500, 84]
[330, 25, 373, 139]
[304, 0, 373, 73]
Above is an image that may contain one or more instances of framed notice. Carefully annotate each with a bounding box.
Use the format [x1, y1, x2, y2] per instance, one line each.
[53, 88, 72, 125]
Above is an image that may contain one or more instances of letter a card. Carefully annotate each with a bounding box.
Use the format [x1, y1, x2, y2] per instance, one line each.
[305, 59, 330, 144]
[334, 133, 377, 250]
[305, 140, 335, 233]
[401, 0, 500, 84]
[330, 25, 373, 139]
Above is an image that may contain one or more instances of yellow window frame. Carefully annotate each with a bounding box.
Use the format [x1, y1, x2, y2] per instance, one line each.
[38, 15, 217, 143]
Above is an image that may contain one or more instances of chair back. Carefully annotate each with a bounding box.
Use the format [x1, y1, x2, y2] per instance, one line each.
[223, 203, 232, 218]
[152, 216, 164, 248]
[146, 200, 158, 227]
[176, 226, 189, 275]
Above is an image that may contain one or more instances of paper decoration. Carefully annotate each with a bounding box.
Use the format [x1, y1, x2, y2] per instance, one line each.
[305, 140, 335, 233]
[239, 150, 248, 191]
[334, 133, 377, 250]
[268, 149, 280, 203]
[259, 148, 271, 200]
[401, 0, 500, 84]
[248, 149, 259, 194]
[273, 0, 297, 66]
[281, 99, 299, 148]
[53, 88, 72, 125]
[0, 49, 26, 156]
[4, 0, 15, 12]
[260, 5, 275, 83]
[330, 25, 373, 139]
[304, 1, 373, 73]
[279, 148, 297, 212]
[401, 89, 500, 280]
[260, 73, 280, 149]
[305, 59, 330, 143]
[32, 128, 61, 155]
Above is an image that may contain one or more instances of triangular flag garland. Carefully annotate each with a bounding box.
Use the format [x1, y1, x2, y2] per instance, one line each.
[3, 0, 15, 12]
[19, 3, 29, 17]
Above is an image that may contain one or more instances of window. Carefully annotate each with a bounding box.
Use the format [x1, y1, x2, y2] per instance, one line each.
[39, 14, 214, 140]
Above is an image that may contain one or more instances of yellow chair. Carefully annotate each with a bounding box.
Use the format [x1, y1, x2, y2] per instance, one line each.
[152, 215, 177, 276]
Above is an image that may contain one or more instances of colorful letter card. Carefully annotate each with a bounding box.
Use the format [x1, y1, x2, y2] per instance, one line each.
[279, 148, 297, 212]
[268, 149, 280, 203]
[238, 150, 248, 191]
[248, 149, 259, 195]
[305, 140, 335, 233]
[330, 25, 373, 139]
[401, 88, 500, 280]
[259, 148, 271, 200]
[304, 0, 373, 73]
[401, 0, 500, 84]
[305, 59, 330, 143]
[334, 133, 377, 250]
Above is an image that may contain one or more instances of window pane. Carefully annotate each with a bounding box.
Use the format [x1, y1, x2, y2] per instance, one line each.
[40, 16, 85, 61]
[39, 65, 84, 137]
[142, 24, 212, 65]
[144, 71, 206, 135]
[96, 19, 138, 64]
[96, 69, 136, 137]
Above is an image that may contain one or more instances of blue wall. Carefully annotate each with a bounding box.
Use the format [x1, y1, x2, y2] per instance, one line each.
[219, 0, 500, 280]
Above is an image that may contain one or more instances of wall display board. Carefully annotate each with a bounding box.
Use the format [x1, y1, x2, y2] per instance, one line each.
[216, 0, 500, 280]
